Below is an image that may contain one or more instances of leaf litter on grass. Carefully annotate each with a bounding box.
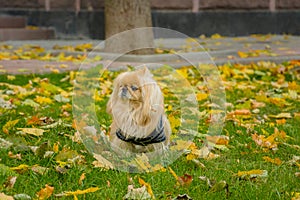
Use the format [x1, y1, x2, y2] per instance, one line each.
[0, 57, 299, 199]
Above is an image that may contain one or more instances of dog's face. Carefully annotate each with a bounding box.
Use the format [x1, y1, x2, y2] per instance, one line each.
[116, 72, 142, 101]
[107, 67, 163, 126]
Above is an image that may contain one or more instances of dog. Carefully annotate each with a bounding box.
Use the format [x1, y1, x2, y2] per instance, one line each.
[106, 67, 171, 155]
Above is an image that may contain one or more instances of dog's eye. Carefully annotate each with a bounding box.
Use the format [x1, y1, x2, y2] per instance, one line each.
[131, 86, 138, 91]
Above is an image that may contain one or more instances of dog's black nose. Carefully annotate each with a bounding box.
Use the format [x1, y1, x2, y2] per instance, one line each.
[121, 87, 127, 96]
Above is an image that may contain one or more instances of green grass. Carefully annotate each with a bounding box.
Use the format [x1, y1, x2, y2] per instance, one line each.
[0, 62, 300, 199]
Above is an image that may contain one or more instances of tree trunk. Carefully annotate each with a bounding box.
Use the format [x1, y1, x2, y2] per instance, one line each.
[104, 0, 154, 55]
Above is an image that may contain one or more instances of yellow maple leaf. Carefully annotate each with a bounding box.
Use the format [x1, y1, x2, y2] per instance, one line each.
[196, 93, 208, 101]
[168, 115, 181, 133]
[35, 96, 53, 105]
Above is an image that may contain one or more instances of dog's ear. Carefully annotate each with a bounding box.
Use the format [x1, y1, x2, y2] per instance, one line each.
[133, 83, 152, 126]
[106, 74, 121, 115]
[137, 66, 152, 78]
[106, 97, 112, 114]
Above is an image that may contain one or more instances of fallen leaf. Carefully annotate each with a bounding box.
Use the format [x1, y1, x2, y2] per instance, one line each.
[22, 99, 40, 108]
[138, 178, 155, 199]
[92, 153, 114, 170]
[263, 156, 282, 165]
[39, 82, 64, 94]
[196, 93, 208, 101]
[55, 166, 68, 174]
[36, 184, 54, 200]
[269, 113, 292, 119]
[8, 151, 22, 160]
[276, 119, 286, 125]
[4, 176, 17, 189]
[55, 148, 79, 162]
[3, 119, 19, 134]
[252, 128, 287, 150]
[17, 128, 45, 136]
[10, 164, 31, 173]
[7, 75, 16, 80]
[35, 96, 53, 105]
[208, 180, 228, 193]
[0, 97, 15, 109]
[54, 94, 70, 103]
[133, 154, 152, 172]
[237, 169, 268, 180]
[55, 187, 99, 199]
[287, 155, 300, 166]
[53, 143, 59, 153]
[0, 138, 13, 149]
[13, 193, 32, 200]
[178, 174, 193, 186]
[291, 192, 300, 200]
[199, 176, 216, 188]
[233, 109, 251, 115]
[206, 135, 229, 145]
[31, 165, 49, 175]
[78, 173, 86, 185]
[170, 140, 193, 151]
[123, 185, 151, 200]
[186, 145, 220, 160]
[169, 167, 180, 184]
[168, 115, 181, 133]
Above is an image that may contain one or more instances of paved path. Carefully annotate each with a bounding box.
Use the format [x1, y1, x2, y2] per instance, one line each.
[0, 35, 300, 74]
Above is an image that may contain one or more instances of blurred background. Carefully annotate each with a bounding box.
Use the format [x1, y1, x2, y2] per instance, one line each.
[0, 0, 299, 40]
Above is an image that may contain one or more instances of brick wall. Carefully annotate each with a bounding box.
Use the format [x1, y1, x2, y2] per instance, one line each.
[0, 0, 299, 10]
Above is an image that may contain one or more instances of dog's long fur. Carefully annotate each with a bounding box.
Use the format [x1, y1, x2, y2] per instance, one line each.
[107, 67, 171, 154]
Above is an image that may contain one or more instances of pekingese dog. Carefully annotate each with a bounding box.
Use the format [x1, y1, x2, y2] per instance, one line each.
[106, 67, 171, 155]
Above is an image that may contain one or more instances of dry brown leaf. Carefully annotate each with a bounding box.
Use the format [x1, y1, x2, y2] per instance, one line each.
[36, 184, 54, 200]
[4, 176, 17, 189]
[8, 151, 22, 160]
[178, 174, 193, 186]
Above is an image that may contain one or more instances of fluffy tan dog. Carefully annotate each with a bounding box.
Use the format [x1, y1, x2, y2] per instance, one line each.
[106, 67, 171, 154]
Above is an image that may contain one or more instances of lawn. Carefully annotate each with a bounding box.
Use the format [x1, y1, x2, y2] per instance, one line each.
[0, 60, 300, 199]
